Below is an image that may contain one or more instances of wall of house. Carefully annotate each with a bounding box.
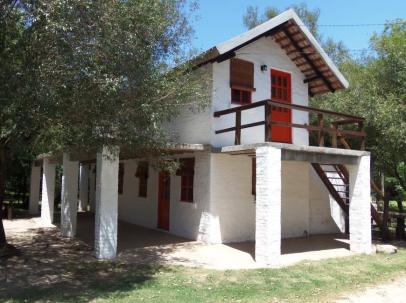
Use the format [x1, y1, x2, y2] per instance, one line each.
[165, 35, 310, 148]
[165, 64, 213, 145]
[115, 151, 212, 241]
[208, 156, 343, 243]
[211, 36, 309, 148]
[86, 152, 343, 242]
[210, 154, 256, 243]
[281, 161, 310, 238]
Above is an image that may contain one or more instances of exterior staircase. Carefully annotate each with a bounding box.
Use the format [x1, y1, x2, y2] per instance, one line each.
[312, 163, 384, 235]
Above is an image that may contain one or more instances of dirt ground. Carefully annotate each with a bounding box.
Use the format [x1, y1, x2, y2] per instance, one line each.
[335, 275, 406, 303]
[1, 217, 406, 302]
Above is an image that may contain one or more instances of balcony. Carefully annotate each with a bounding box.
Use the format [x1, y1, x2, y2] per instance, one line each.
[213, 99, 366, 151]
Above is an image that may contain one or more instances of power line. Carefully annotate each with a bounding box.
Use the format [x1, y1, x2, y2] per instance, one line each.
[297, 20, 406, 28]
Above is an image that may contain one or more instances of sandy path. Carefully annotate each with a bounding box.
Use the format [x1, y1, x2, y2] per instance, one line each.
[335, 275, 406, 303]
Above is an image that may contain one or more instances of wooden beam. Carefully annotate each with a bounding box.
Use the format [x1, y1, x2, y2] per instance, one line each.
[282, 28, 335, 93]
[304, 75, 321, 83]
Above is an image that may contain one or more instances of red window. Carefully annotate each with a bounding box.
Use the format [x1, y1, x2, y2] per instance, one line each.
[271, 70, 291, 102]
[230, 58, 255, 105]
[135, 161, 149, 197]
[118, 163, 124, 194]
[176, 158, 195, 202]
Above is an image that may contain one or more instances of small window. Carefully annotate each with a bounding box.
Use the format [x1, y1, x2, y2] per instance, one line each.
[231, 88, 252, 104]
[118, 163, 124, 194]
[135, 161, 149, 197]
[176, 158, 195, 203]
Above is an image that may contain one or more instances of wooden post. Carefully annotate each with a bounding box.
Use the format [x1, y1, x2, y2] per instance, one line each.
[331, 122, 338, 148]
[396, 200, 405, 239]
[382, 197, 391, 242]
[235, 110, 241, 145]
[264, 102, 272, 142]
[359, 120, 366, 150]
[317, 113, 324, 147]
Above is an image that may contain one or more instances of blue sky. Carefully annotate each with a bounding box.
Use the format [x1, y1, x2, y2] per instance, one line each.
[190, 0, 406, 54]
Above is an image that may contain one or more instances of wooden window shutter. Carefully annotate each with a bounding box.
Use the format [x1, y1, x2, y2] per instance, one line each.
[118, 163, 124, 194]
[176, 158, 195, 176]
[135, 161, 149, 178]
[230, 58, 254, 90]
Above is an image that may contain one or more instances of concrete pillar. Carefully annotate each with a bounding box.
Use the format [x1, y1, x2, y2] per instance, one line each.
[95, 146, 119, 259]
[60, 153, 79, 238]
[29, 164, 41, 215]
[78, 164, 89, 212]
[89, 164, 96, 212]
[349, 155, 372, 254]
[40, 158, 56, 226]
[255, 146, 282, 266]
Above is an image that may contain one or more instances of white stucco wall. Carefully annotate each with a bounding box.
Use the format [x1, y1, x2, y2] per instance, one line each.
[165, 64, 213, 145]
[91, 152, 345, 243]
[164, 36, 309, 148]
[281, 161, 310, 238]
[116, 151, 212, 241]
[208, 156, 336, 243]
[211, 36, 309, 147]
[210, 154, 256, 243]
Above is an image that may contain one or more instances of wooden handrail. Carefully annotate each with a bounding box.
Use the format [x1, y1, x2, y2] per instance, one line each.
[267, 100, 365, 121]
[213, 99, 365, 121]
[213, 99, 366, 150]
[213, 100, 267, 117]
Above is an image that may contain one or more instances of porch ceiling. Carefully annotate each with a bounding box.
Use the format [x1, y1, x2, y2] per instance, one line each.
[216, 142, 370, 165]
[35, 143, 210, 163]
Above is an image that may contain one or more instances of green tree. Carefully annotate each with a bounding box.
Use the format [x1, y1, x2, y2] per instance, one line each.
[0, 0, 208, 252]
[312, 22, 406, 199]
[0, 0, 41, 253]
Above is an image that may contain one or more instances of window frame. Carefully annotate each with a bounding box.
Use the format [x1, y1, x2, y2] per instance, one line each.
[176, 158, 195, 203]
[135, 161, 149, 198]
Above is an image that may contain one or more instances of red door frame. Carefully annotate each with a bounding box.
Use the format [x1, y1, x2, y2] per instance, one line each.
[157, 171, 170, 230]
[270, 69, 292, 143]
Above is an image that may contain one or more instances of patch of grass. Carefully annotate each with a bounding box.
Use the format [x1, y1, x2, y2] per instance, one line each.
[3, 249, 406, 303]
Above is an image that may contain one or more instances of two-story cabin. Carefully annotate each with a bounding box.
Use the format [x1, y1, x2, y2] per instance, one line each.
[29, 10, 377, 266]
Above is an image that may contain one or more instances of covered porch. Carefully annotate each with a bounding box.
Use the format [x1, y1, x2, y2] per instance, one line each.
[66, 212, 352, 269]
[214, 142, 372, 267]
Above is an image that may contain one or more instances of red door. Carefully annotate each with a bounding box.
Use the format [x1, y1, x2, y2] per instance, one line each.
[157, 171, 170, 230]
[270, 69, 292, 143]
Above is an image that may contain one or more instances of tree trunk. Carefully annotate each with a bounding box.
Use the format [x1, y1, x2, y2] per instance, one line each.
[0, 143, 7, 247]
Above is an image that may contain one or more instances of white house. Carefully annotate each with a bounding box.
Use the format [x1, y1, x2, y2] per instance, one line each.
[28, 10, 377, 266]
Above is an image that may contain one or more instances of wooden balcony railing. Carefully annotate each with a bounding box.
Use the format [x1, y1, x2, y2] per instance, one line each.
[213, 99, 366, 150]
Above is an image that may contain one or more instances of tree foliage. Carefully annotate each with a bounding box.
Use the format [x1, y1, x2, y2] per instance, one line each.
[312, 22, 406, 199]
[0, 0, 208, 248]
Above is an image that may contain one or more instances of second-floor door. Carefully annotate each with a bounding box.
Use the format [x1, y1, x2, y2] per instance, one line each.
[270, 69, 292, 143]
